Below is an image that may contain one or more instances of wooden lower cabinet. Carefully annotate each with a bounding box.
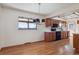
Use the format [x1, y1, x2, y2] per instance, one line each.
[61, 32, 64, 39]
[49, 32, 53, 41]
[45, 18, 51, 27]
[44, 32, 55, 42]
[61, 31, 69, 39]
[73, 34, 79, 53]
[44, 31, 69, 42]
[44, 32, 50, 42]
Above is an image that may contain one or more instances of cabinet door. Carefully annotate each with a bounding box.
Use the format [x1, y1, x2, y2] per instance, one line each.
[45, 18, 51, 27]
[61, 32, 64, 39]
[77, 20, 79, 24]
[44, 32, 50, 41]
[50, 32, 56, 41]
[61, 31, 68, 39]
[53, 20, 60, 24]
[73, 35, 75, 48]
[64, 32, 68, 39]
[73, 35, 79, 48]
[73, 35, 79, 53]
[44, 32, 56, 42]
[49, 32, 53, 41]
[77, 39, 79, 53]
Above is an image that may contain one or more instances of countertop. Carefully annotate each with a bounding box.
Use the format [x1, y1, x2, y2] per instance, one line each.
[45, 30, 68, 32]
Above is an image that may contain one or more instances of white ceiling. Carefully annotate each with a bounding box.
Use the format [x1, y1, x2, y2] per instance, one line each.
[1, 3, 77, 16]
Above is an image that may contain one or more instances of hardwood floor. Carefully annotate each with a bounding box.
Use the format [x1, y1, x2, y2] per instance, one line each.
[0, 39, 78, 55]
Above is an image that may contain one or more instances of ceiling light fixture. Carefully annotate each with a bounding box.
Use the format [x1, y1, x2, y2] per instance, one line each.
[35, 3, 45, 24]
[38, 3, 40, 14]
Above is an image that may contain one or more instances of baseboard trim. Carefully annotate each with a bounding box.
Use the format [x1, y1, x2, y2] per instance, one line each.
[2, 40, 44, 49]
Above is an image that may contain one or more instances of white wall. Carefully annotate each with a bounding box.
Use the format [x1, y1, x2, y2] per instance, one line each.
[0, 6, 3, 48]
[0, 6, 46, 48]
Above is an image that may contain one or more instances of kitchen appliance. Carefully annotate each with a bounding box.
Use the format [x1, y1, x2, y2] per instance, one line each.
[56, 31, 61, 40]
[51, 28, 56, 31]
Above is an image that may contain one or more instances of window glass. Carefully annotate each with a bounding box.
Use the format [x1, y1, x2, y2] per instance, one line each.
[18, 17, 37, 30]
[18, 22, 28, 28]
[29, 23, 36, 28]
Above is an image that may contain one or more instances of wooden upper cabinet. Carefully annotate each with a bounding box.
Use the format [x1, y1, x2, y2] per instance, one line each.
[45, 18, 60, 27]
[45, 18, 51, 27]
[45, 18, 67, 27]
[51, 19, 59, 24]
[77, 20, 79, 24]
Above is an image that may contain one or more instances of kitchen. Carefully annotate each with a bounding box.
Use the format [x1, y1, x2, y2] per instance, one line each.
[44, 18, 69, 42]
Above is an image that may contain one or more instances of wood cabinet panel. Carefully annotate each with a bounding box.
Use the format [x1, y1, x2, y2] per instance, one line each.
[61, 31, 69, 39]
[61, 32, 65, 39]
[73, 35, 77, 48]
[44, 32, 50, 42]
[50, 32, 53, 41]
[45, 18, 60, 27]
[45, 18, 67, 27]
[77, 20, 79, 24]
[44, 31, 69, 42]
[44, 32, 56, 42]
[51, 19, 60, 24]
[73, 34, 79, 53]
[45, 18, 51, 27]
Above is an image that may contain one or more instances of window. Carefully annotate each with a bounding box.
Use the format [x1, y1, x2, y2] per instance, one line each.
[18, 17, 37, 30]
[29, 23, 37, 29]
[18, 22, 28, 29]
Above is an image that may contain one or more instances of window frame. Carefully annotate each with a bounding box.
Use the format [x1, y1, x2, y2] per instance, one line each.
[18, 17, 37, 30]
